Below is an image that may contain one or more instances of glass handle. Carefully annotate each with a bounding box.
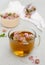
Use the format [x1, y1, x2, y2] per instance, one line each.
[34, 34, 40, 48]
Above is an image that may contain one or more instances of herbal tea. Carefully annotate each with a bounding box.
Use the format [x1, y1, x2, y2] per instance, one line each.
[9, 31, 35, 56]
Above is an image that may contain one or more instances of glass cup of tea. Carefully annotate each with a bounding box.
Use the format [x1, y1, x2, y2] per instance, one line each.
[8, 28, 40, 57]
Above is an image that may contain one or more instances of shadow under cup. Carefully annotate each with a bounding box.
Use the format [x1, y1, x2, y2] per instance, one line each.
[8, 29, 36, 57]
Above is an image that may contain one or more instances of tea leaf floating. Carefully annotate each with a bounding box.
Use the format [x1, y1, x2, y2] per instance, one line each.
[0, 33, 5, 37]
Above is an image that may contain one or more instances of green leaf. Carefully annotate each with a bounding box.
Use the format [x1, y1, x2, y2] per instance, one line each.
[0, 14, 3, 17]
[8, 13, 12, 16]
[0, 33, 5, 37]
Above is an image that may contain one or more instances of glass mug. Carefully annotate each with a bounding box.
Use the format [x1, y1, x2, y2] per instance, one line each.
[8, 29, 40, 57]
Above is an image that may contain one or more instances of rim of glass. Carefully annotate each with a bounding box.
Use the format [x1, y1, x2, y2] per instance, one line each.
[8, 28, 36, 40]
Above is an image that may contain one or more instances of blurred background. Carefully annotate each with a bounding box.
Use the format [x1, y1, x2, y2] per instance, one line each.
[0, 0, 45, 20]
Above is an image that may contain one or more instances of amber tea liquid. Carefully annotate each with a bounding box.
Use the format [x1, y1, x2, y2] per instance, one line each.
[9, 31, 34, 57]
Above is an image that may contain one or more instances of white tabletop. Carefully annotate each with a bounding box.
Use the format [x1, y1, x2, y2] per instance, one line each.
[0, 0, 45, 65]
[0, 0, 45, 20]
[0, 19, 45, 65]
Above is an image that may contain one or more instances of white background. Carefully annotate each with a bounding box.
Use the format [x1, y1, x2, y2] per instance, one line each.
[0, 0, 45, 20]
[0, 0, 45, 65]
